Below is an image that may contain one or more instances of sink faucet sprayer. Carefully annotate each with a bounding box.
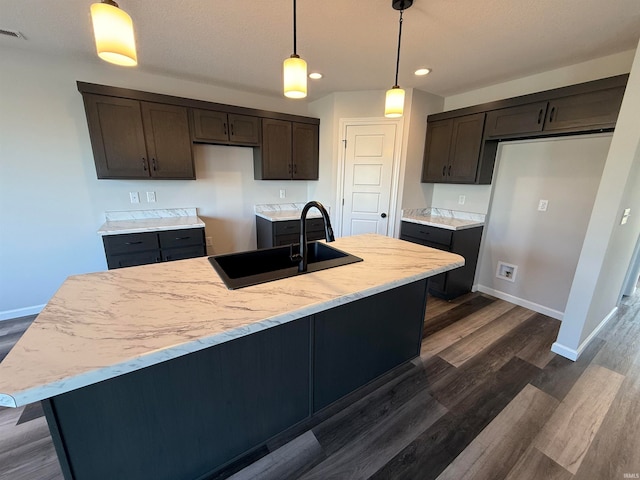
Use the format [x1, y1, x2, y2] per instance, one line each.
[292, 201, 335, 273]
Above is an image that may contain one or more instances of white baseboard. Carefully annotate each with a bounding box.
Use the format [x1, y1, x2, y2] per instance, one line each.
[551, 342, 578, 361]
[476, 285, 564, 321]
[0, 304, 45, 321]
[551, 306, 618, 361]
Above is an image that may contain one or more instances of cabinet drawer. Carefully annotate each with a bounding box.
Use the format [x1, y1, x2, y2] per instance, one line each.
[103, 232, 159, 255]
[273, 219, 325, 236]
[274, 221, 300, 235]
[400, 222, 453, 246]
[158, 228, 204, 249]
[274, 234, 300, 246]
[162, 245, 206, 262]
[107, 251, 161, 269]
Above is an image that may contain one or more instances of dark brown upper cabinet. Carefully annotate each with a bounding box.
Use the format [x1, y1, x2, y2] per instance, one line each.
[543, 87, 625, 133]
[83, 94, 194, 180]
[191, 109, 260, 146]
[421, 113, 486, 184]
[485, 102, 548, 138]
[254, 119, 319, 180]
[422, 74, 627, 185]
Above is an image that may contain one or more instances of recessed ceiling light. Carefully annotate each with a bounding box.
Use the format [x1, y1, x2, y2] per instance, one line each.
[309, 72, 323, 80]
[414, 68, 431, 76]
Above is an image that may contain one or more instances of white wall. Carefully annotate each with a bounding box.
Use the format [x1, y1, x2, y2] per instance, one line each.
[477, 135, 610, 318]
[555, 41, 640, 357]
[0, 46, 311, 318]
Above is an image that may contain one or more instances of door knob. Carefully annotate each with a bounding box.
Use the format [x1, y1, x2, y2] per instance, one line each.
[381, 213, 387, 218]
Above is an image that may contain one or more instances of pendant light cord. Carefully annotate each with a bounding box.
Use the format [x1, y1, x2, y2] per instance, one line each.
[293, 0, 298, 55]
[394, 10, 404, 87]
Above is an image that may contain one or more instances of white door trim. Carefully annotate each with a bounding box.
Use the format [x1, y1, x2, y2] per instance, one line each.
[335, 117, 404, 238]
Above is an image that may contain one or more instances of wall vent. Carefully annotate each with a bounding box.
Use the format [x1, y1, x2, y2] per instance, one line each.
[0, 28, 25, 39]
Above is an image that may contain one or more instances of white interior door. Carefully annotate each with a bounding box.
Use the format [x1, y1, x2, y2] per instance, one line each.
[341, 124, 397, 236]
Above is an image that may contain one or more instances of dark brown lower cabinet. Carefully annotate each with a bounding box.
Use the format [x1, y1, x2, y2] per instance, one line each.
[42, 280, 427, 480]
[256, 216, 327, 248]
[400, 221, 483, 300]
[102, 228, 205, 269]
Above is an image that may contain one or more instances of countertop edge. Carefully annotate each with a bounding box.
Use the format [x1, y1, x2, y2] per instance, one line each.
[401, 216, 484, 231]
[2, 258, 463, 407]
[97, 218, 206, 236]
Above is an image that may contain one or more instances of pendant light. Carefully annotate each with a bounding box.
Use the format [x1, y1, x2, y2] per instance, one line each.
[385, 0, 413, 118]
[90, 0, 138, 67]
[283, 0, 307, 99]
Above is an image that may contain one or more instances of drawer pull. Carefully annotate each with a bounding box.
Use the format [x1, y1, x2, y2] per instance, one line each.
[175, 236, 191, 240]
[124, 241, 143, 245]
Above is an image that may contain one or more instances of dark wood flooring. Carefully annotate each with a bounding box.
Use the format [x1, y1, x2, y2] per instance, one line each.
[1, 289, 638, 480]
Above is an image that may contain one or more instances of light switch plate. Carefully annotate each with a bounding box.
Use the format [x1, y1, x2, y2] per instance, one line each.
[146, 191, 156, 203]
[538, 199, 548, 212]
[279, 189, 286, 199]
[129, 192, 140, 204]
[458, 195, 466, 205]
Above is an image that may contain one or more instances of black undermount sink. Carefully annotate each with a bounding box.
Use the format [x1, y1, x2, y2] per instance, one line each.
[209, 242, 363, 289]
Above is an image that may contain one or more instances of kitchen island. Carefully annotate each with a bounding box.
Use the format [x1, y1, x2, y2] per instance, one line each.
[0, 234, 463, 480]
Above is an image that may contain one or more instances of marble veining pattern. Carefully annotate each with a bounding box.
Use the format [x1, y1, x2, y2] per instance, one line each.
[98, 208, 205, 235]
[401, 208, 485, 230]
[0, 234, 463, 408]
[255, 203, 329, 221]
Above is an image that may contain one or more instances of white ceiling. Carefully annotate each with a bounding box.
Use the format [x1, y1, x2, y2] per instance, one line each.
[1, 0, 639, 101]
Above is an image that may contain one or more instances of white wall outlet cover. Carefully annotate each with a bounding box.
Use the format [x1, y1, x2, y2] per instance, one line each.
[279, 189, 286, 199]
[538, 199, 549, 211]
[496, 261, 518, 282]
[205, 237, 213, 247]
[146, 192, 156, 203]
[458, 195, 466, 205]
[129, 192, 140, 204]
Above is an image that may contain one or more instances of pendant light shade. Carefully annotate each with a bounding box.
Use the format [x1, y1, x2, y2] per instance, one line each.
[385, 86, 405, 118]
[91, 1, 137, 67]
[283, 0, 307, 99]
[284, 55, 308, 98]
[384, 0, 413, 118]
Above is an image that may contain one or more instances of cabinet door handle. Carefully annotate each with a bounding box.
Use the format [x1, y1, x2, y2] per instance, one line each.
[288, 164, 292, 175]
[293, 164, 297, 174]
[230, 123, 234, 136]
[442, 166, 446, 177]
[549, 107, 556, 123]
[152, 158, 157, 171]
[537, 109, 543, 124]
[142, 158, 147, 171]
[448, 165, 452, 176]
[174, 236, 191, 240]
[124, 241, 143, 245]
[419, 231, 430, 235]
[223, 123, 228, 136]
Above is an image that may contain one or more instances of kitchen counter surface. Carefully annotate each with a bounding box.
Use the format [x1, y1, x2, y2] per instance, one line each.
[97, 208, 205, 236]
[0, 234, 463, 407]
[255, 203, 325, 222]
[402, 208, 485, 230]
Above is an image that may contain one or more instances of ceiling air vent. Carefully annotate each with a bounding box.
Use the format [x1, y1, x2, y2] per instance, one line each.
[0, 28, 25, 39]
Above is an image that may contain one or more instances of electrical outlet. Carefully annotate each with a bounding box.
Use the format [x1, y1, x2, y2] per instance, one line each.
[146, 191, 156, 203]
[129, 192, 140, 204]
[538, 199, 549, 212]
[279, 189, 286, 199]
[205, 237, 213, 247]
[458, 195, 466, 205]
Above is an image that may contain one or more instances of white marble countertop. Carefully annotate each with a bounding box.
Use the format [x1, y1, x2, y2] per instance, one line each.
[97, 208, 205, 236]
[255, 203, 325, 222]
[402, 208, 485, 231]
[0, 234, 463, 407]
